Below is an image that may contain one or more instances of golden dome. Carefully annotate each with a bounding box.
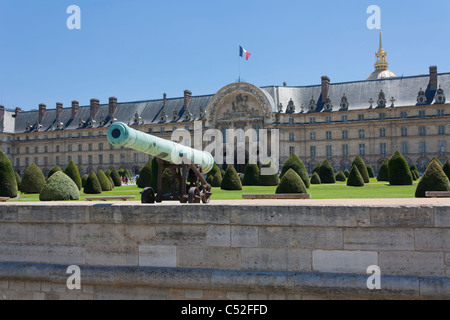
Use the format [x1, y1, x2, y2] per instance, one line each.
[367, 33, 397, 80]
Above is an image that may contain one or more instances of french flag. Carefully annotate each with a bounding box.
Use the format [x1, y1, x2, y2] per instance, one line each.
[239, 46, 251, 60]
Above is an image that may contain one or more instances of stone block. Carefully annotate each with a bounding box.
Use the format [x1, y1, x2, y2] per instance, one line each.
[415, 228, 450, 251]
[178, 247, 241, 270]
[155, 225, 207, 246]
[25, 281, 41, 292]
[435, 206, 450, 227]
[85, 244, 138, 266]
[138, 246, 177, 268]
[370, 206, 434, 227]
[94, 285, 168, 300]
[34, 224, 72, 244]
[226, 291, 248, 300]
[241, 248, 311, 272]
[231, 226, 258, 248]
[18, 206, 90, 224]
[114, 225, 156, 245]
[183, 206, 230, 225]
[0, 244, 85, 265]
[0, 206, 18, 222]
[0, 223, 35, 243]
[379, 251, 445, 277]
[343, 228, 414, 250]
[206, 225, 230, 247]
[312, 250, 378, 274]
[419, 277, 450, 299]
[259, 227, 342, 249]
[185, 289, 203, 299]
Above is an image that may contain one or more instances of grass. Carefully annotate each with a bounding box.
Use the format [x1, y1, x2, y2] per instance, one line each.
[11, 178, 420, 202]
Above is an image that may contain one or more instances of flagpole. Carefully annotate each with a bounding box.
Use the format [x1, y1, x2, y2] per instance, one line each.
[238, 44, 241, 83]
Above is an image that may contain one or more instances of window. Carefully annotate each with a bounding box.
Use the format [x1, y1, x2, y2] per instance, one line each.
[380, 143, 387, 155]
[419, 142, 427, 154]
[88, 144, 93, 151]
[7, 148, 10, 154]
[326, 131, 332, 140]
[309, 117, 316, 124]
[68, 156, 72, 163]
[88, 132, 93, 137]
[25, 157, 29, 167]
[326, 145, 332, 157]
[78, 144, 82, 152]
[289, 133, 295, 142]
[26, 147, 29, 154]
[35, 157, 39, 165]
[359, 129, 365, 138]
[289, 146, 295, 155]
[380, 128, 386, 138]
[419, 110, 426, 118]
[310, 132, 316, 141]
[325, 116, 332, 124]
[99, 154, 103, 165]
[419, 126, 426, 136]
[400, 111, 407, 119]
[121, 154, 125, 164]
[439, 141, 446, 153]
[401, 127, 408, 137]
[16, 148, 20, 155]
[44, 146, 48, 153]
[358, 114, 365, 121]
[78, 155, 82, 165]
[438, 125, 445, 135]
[359, 144, 366, 156]
[401, 142, 408, 155]
[68, 133, 72, 139]
[16, 159, 20, 167]
[289, 118, 294, 125]
[68, 145, 72, 152]
[379, 113, 386, 120]
[185, 126, 190, 131]
[148, 128, 153, 134]
[88, 155, 93, 165]
[55, 156, 60, 165]
[134, 153, 139, 163]
[99, 131, 104, 137]
[34, 147, 38, 154]
[310, 146, 316, 158]
[110, 144, 114, 150]
[56, 146, 60, 153]
[438, 109, 445, 117]
[44, 157, 48, 166]
[342, 144, 349, 157]
[342, 130, 348, 140]
[110, 154, 114, 164]
[161, 127, 165, 133]
[342, 115, 348, 122]
[99, 143, 103, 151]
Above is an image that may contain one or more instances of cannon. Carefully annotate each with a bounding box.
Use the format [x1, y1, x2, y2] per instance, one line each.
[107, 122, 214, 204]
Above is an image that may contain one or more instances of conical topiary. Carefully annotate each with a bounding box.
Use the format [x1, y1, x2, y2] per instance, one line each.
[415, 160, 450, 198]
[47, 165, 62, 179]
[81, 174, 89, 188]
[388, 151, 413, 186]
[137, 161, 152, 188]
[64, 161, 82, 190]
[206, 163, 221, 181]
[312, 163, 321, 176]
[310, 172, 321, 185]
[276, 168, 307, 194]
[243, 163, 260, 186]
[258, 160, 280, 186]
[443, 160, 450, 180]
[97, 170, 112, 192]
[110, 168, 122, 187]
[15, 171, 21, 187]
[221, 165, 242, 190]
[344, 169, 350, 178]
[206, 170, 222, 187]
[0, 151, 18, 198]
[351, 156, 370, 183]
[367, 165, 375, 179]
[108, 175, 115, 189]
[105, 169, 112, 178]
[347, 165, 365, 187]
[19, 163, 46, 194]
[377, 160, 389, 182]
[84, 171, 102, 194]
[428, 157, 443, 167]
[280, 154, 310, 188]
[336, 170, 347, 182]
[319, 160, 336, 184]
[150, 157, 159, 190]
[39, 171, 80, 201]
[221, 170, 226, 178]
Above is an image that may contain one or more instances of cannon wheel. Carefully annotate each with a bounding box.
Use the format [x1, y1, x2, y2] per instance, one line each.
[201, 185, 212, 204]
[141, 187, 155, 204]
[188, 187, 201, 204]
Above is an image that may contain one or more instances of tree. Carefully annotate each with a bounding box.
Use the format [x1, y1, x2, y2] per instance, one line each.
[351, 156, 370, 183]
[415, 160, 450, 198]
[47, 165, 62, 179]
[443, 160, 450, 181]
[336, 171, 347, 182]
[347, 165, 365, 187]
[377, 160, 389, 182]
[388, 151, 413, 186]
[40, 172, 79, 201]
[0, 151, 18, 198]
[19, 163, 46, 194]
[15, 172, 21, 187]
[81, 174, 89, 189]
[280, 154, 310, 188]
[64, 161, 82, 190]
[312, 163, 321, 176]
[137, 161, 152, 188]
[319, 160, 336, 184]
[110, 168, 122, 187]
[243, 163, 260, 186]
[310, 172, 321, 185]
[367, 165, 375, 179]
[221, 165, 242, 190]
[206, 170, 222, 187]
[276, 169, 307, 194]
[344, 169, 350, 178]
[258, 160, 280, 186]
[97, 170, 112, 191]
[84, 171, 102, 194]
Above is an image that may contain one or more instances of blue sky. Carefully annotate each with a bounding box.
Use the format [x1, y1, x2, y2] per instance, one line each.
[1, 0, 449, 111]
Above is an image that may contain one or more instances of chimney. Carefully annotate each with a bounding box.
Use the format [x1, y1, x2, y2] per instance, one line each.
[0, 105, 4, 122]
[163, 93, 167, 106]
[39, 104, 46, 121]
[109, 97, 117, 118]
[56, 102, 63, 119]
[321, 76, 330, 101]
[184, 90, 192, 109]
[71, 101, 79, 118]
[90, 98, 100, 119]
[429, 66, 438, 89]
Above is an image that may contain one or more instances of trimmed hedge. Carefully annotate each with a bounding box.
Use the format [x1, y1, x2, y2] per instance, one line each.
[110, 168, 122, 187]
[443, 160, 450, 180]
[367, 165, 375, 178]
[335, 171, 347, 182]
[47, 165, 62, 179]
[150, 157, 159, 190]
[415, 160, 450, 198]
[97, 170, 112, 192]
[0, 151, 18, 198]
[377, 160, 389, 182]
[319, 160, 336, 184]
[81, 174, 89, 188]
[221, 166, 242, 190]
[351, 156, 370, 183]
[15, 171, 21, 187]
[312, 163, 321, 176]
[280, 154, 310, 188]
[20, 163, 46, 194]
[347, 165, 365, 187]
[243, 163, 260, 186]
[64, 161, 82, 191]
[258, 160, 280, 186]
[276, 168, 307, 194]
[40, 171, 79, 201]
[137, 161, 152, 188]
[206, 170, 222, 187]
[344, 169, 350, 178]
[388, 151, 413, 186]
[310, 172, 321, 184]
[84, 171, 102, 194]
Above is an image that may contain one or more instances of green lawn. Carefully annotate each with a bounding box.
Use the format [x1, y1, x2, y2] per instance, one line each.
[11, 179, 419, 202]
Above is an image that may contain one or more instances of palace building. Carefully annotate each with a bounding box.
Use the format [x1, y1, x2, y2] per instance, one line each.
[0, 36, 449, 176]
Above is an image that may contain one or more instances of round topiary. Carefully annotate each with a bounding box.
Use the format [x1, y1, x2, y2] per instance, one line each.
[39, 171, 80, 201]
[84, 171, 102, 194]
[15, 171, 21, 187]
[319, 160, 336, 184]
[388, 151, 413, 186]
[276, 168, 307, 194]
[110, 168, 122, 187]
[310, 172, 321, 184]
[137, 161, 152, 188]
[367, 165, 375, 179]
[243, 163, 260, 186]
[221, 166, 242, 190]
[377, 160, 389, 182]
[344, 169, 350, 178]
[64, 161, 82, 191]
[443, 160, 450, 181]
[47, 165, 62, 179]
[351, 156, 370, 183]
[336, 171, 347, 182]
[312, 163, 321, 176]
[81, 174, 89, 188]
[415, 160, 450, 198]
[258, 160, 280, 186]
[280, 154, 310, 188]
[0, 151, 18, 198]
[347, 165, 365, 187]
[20, 163, 46, 194]
[97, 170, 112, 192]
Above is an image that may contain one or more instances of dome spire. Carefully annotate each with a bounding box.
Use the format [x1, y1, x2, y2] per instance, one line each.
[367, 32, 397, 80]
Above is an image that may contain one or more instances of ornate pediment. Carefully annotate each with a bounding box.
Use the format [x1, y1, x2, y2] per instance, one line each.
[218, 93, 262, 121]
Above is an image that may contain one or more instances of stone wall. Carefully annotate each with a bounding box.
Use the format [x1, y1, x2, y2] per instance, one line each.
[0, 203, 449, 300]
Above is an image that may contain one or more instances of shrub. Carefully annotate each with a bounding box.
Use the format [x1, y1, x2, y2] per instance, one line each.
[137, 161, 152, 188]
[336, 171, 347, 182]
[351, 156, 370, 183]
[443, 160, 450, 180]
[64, 161, 82, 190]
[207, 170, 222, 187]
[428, 157, 443, 167]
[105, 169, 112, 178]
[344, 169, 350, 178]
[276, 169, 307, 194]
[347, 165, 365, 187]
[150, 157, 159, 190]
[47, 165, 62, 179]
[221, 165, 242, 190]
[20, 163, 46, 194]
[161, 168, 179, 194]
[319, 160, 336, 184]
[312, 163, 321, 176]
[221, 170, 226, 178]
[40, 172, 80, 201]
[367, 165, 375, 178]
[410, 165, 420, 181]
[388, 151, 413, 186]
[97, 170, 112, 192]
[110, 168, 122, 187]
[243, 163, 260, 186]
[258, 160, 280, 186]
[15, 171, 21, 187]
[0, 151, 18, 198]
[377, 160, 389, 182]
[206, 163, 221, 180]
[415, 160, 450, 198]
[81, 174, 89, 188]
[84, 171, 102, 194]
[108, 175, 115, 189]
[310, 172, 321, 184]
[280, 154, 310, 188]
